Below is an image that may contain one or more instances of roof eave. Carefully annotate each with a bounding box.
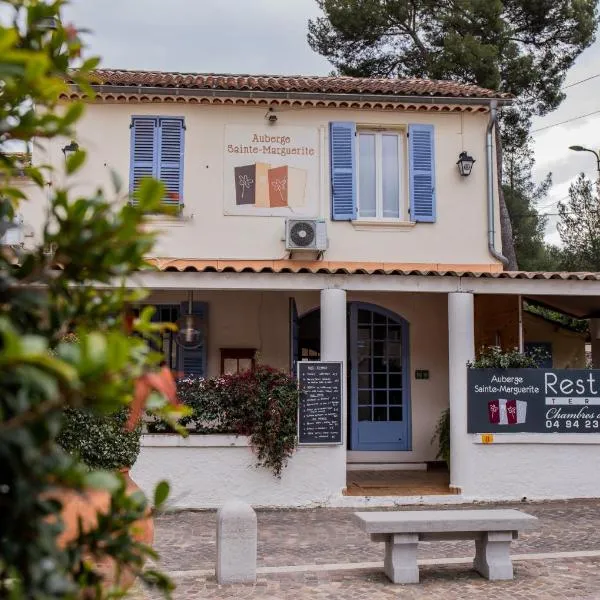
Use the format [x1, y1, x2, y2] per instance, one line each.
[79, 83, 513, 106]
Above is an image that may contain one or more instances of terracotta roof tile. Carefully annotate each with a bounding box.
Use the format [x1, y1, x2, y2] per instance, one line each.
[85, 69, 511, 101]
[146, 259, 600, 280]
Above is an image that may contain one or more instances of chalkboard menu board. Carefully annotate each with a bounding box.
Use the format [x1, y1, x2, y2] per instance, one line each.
[297, 361, 343, 445]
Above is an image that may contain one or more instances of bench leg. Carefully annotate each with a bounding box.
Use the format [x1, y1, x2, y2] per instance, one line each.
[383, 533, 419, 584]
[473, 531, 514, 581]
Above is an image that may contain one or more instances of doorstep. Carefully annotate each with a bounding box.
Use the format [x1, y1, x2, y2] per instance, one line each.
[344, 469, 458, 497]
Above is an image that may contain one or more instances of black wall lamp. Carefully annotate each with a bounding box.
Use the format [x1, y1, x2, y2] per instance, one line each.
[265, 108, 277, 125]
[457, 151, 475, 177]
[61, 141, 79, 159]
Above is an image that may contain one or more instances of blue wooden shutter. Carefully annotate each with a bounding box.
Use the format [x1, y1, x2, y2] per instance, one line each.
[130, 117, 158, 202]
[158, 118, 185, 206]
[179, 301, 207, 378]
[329, 122, 356, 220]
[408, 124, 436, 222]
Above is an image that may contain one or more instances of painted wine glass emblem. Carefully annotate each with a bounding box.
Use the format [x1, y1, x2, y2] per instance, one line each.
[238, 174, 254, 200]
[488, 399, 527, 425]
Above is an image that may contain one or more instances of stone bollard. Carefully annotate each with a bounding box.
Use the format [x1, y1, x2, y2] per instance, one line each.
[215, 500, 257, 584]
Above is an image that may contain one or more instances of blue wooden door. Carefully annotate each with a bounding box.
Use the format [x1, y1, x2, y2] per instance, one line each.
[350, 304, 410, 450]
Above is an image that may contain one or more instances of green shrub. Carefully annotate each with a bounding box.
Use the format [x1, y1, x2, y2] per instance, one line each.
[469, 345, 544, 368]
[431, 408, 450, 467]
[58, 408, 141, 470]
[148, 365, 298, 477]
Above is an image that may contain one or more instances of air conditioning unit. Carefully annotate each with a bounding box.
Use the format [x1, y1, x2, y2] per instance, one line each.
[0, 215, 23, 246]
[285, 218, 327, 252]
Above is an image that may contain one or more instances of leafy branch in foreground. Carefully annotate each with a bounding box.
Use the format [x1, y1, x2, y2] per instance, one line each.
[0, 1, 183, 597]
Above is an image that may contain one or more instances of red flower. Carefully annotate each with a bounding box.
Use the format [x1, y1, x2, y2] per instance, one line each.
[64, 23, 78, 41]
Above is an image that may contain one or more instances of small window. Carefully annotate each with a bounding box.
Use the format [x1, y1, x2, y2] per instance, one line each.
[132, 304, 180, 371]
[357, 131, 404, 220]
[132, 303, 207, 378]
[220, 348, 256, 375]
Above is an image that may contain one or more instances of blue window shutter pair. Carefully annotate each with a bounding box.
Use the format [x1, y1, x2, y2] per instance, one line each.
[329, 121, 436, 222]
[130, 117, 185, 206]
[178, 301, 208, 377]
[408, 124, 436, 222]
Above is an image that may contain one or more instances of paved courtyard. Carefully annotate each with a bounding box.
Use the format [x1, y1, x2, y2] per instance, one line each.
[134, 499, 600, 599]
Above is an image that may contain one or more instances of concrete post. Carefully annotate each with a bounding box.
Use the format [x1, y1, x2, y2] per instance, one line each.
[320, 288, 347, 363]
[448, 292, 475, 493]
[215, 500, 257, 584]
[320, 288, 347, 489]
[590, 319, 600, 368]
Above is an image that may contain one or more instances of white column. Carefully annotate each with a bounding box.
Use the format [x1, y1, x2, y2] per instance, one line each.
[448, 292, 475, 492]
[320, 287, 347, 452]
[590, 319, 600, 368]
[321, 288, 347, 362]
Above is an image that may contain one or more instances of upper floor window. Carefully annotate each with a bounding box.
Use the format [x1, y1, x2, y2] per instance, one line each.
[330, 122, 436, 223]
[129, 116, 185, 208]
[357, 131, 404, 220]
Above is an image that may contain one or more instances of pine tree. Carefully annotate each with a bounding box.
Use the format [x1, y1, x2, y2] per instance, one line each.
[503, 139, 558, 270]
[558, 174, 600, 271]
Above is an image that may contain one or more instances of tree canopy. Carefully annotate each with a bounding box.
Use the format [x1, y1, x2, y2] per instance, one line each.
[309, 0, 597, 126]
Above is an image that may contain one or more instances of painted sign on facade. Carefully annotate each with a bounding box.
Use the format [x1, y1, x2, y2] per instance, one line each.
[224, 125, 320, 216]
[468, 368, 600, 433]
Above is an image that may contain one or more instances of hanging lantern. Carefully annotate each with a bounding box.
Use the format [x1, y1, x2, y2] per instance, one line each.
[175, 292, 204, 349]
[457, 151, 476, 177]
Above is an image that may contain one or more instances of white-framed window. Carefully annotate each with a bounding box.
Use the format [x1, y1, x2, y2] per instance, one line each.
[356, 131, 405, 220]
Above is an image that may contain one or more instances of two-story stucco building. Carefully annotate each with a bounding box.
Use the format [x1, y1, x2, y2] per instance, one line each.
[15, 70, 600, 507]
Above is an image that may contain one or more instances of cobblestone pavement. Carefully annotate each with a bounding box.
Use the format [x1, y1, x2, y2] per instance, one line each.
[134, 499, 600, 599]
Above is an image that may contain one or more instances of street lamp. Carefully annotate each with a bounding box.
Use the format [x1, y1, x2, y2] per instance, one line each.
[569, 145, 600, 176]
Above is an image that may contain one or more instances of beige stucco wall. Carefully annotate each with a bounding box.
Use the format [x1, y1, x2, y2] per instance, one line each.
[20, 102, 502, 268]
[523, 313, 587, 368]
[146, 289, 449, 464]
[146, 289, 290, 376]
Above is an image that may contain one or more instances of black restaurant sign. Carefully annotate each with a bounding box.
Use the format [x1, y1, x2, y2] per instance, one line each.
[468, 369, 600, 434]
[297, 361, 343, 445]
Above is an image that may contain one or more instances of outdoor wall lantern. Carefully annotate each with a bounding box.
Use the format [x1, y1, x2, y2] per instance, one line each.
[457, 151, 475, 177]
[61, 141, 79, 160]
[265, 108, 278, 125]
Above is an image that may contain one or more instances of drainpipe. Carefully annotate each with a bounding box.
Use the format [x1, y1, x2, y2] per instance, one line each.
[486, 100, 509, 268]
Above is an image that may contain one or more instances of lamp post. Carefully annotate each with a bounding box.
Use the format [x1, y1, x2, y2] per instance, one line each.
[569, 145, 600, 177]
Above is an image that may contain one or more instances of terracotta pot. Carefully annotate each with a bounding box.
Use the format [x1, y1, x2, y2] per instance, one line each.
[50, 469, 154, 592]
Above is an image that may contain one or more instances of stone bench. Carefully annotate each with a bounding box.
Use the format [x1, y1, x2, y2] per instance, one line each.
[353, 509, 538, 584]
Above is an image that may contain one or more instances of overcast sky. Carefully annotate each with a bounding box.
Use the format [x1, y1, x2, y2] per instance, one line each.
[64, 0, 600, 245]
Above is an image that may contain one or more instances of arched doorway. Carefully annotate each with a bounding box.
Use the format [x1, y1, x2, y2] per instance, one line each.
[297, 302, 410, 451]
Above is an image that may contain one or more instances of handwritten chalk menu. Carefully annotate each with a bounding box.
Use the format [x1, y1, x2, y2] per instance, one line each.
[298, 361, 343, 445]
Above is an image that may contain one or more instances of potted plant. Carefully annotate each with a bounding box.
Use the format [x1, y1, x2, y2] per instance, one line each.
[431, 408, 450, 468]
[55, 408, 153, 589]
